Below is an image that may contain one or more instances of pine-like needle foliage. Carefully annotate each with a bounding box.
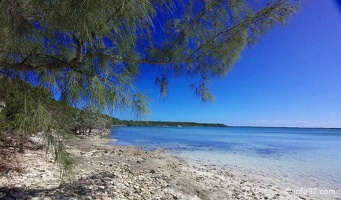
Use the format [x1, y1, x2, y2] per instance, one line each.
[0, 77, 76, 175]
[0, 0, 299, 102]
[0, 0, 300, 173]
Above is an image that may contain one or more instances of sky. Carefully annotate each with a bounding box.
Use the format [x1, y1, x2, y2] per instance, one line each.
[117, 0, 341, 128]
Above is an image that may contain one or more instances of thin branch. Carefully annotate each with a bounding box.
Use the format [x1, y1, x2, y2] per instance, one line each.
[69, 38, 83, 67]
[186, 1, 280, 60]
[163, 0, 224, 62]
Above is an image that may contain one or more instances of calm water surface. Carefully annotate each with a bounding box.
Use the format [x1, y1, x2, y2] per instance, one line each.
[110, 126, 341, 190]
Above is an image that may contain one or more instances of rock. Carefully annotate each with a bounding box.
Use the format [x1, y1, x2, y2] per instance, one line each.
[24, 180, 32, 187]
[31, 197, 43, 200]
[75, 129, 110, 137]
[98, 186, 106, 190]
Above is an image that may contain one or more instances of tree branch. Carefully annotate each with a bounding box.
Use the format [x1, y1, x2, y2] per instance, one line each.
[69, 38, 83, 67]
[186, 1, 281, 61]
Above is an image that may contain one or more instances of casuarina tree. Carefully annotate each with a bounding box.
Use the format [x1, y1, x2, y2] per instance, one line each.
[0, 0, 299, 173]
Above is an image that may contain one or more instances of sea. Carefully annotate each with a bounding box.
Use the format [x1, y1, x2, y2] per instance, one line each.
[110, 126, 341, 194]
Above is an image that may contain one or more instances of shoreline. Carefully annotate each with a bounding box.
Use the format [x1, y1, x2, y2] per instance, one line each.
[0, 135, 335, 200]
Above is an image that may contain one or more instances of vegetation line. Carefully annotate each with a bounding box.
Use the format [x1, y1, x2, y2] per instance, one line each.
[113, 120, 228, 127]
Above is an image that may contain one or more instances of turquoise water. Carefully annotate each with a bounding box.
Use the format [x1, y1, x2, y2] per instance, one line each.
[110, 126, 341, 190]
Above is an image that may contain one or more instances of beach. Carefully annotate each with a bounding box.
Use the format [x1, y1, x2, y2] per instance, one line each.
[1, 133, 333, 200]
[0, 0, 340, 199]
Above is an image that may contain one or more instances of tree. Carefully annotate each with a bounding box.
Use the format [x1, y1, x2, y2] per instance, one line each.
[0, 0, 299, 102]
[0, 0, 299, 173]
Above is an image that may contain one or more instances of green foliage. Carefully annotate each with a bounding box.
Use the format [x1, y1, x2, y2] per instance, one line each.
[0, 0, 299, 104]
[68, 108, 113, 131]
[0, 77, 113, 174]
[0, 77, 74, 173]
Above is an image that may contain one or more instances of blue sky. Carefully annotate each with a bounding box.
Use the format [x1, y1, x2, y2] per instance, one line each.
[118, 0, 341, 128]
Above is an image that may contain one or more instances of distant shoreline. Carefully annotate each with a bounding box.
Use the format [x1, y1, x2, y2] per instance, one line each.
[112, 122, 341, 129]
[113, 120, 228, 128]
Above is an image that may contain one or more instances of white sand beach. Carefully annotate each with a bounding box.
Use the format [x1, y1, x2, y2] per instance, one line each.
[2, 134, 338, 200]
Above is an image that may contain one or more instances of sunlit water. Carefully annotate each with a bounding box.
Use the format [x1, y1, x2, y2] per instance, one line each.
[110, 126, 341, 192]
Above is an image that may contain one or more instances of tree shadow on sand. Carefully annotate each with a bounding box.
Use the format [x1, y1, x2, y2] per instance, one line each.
[0, 171, 120, 200]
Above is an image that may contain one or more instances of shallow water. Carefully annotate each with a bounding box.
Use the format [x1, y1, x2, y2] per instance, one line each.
[110, 126, 341, 193]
